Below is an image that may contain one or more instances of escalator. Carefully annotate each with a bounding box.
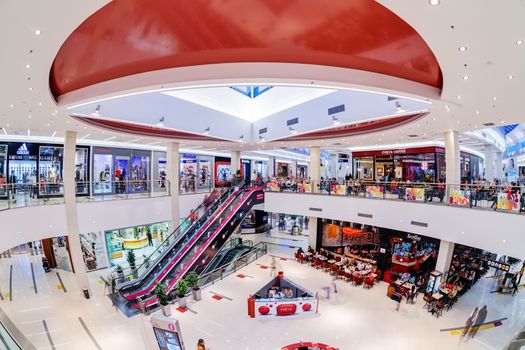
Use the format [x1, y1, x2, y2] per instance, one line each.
[116, 183, 264, 307]
[200, 239, 254, 276]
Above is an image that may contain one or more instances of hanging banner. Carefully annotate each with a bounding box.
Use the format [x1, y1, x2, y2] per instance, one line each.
[334, 184, 346, 195]
[267, 182, 281, 192]
[298, 183, 312, 193]
[405, 187, 425, 201]
[365, 186, 383, 199]
[496, 193, 521, 212]
[448, 190, 471, 207]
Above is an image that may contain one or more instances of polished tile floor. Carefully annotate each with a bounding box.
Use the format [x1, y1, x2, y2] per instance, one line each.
[0, 241, 523, 350]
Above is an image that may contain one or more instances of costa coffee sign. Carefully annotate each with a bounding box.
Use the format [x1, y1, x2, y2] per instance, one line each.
[380, 149, 407, 155]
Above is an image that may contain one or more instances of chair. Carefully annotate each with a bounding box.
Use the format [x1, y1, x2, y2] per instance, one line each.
[331, 265, 339, 276]
[337, 269, 346, 280]
[353, 274, 364, 285]
[364, 276, 374, 289]
[344, 272, 353, 282]
[322, 262, 330, 272]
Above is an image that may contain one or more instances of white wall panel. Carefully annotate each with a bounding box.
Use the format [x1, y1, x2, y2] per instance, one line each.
[0, 193, 207, 252]
[264, 192, 525, 259]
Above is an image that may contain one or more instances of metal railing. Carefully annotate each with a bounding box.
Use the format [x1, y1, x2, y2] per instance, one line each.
[197, 241, 267, 289]
[265, 180, 525, 215]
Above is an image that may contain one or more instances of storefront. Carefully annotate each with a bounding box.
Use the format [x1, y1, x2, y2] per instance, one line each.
[0, 145, 7, 197]
[276, 161, 290, 178]
[105, 221, 169, 268]
[180, 153, 213, 192]
[214, 156, 231, 186]
[92, 147, 150, 194]
[253, 160, 268, 179]
[352, 147, 483, 182]
[2, 142, 89, 196]
[241, 159, 251, 180]
[296, 163, 308, 179]
[80, 232, 109, 271]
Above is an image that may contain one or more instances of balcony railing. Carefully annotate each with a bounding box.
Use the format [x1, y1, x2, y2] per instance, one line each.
[264, 179, 525, 215]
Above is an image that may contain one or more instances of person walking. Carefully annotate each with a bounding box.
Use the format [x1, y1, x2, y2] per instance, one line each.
[470, 305, 488, 338]
[518, 262, 525, 285]
[511, 274, 519, 295]
[146, 229, 153, 247]
[461, 307, 478, 339]
[197, 338, 207, 350]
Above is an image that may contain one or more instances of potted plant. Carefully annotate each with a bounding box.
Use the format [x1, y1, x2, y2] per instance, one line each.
[115, 265, 124, 284]
[127, 250, 136, 271]
[185, 272, 201, 301]
[154, 282, 171, 316]
[175, 279, 189, 308]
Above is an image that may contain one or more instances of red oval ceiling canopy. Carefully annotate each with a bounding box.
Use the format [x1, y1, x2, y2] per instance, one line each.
[50, 0, 442, 99]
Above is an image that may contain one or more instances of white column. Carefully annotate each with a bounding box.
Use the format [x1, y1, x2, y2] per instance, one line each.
[329, 154, 338, 179]
[484, 145, 494, 181]
[435, 240, 455, 277]
[310, 146, 320, 193]
[307, 217, 318, 251]
[230, 151, 241, 178]
[167, 142, 180, 232]
[495, 151, 503, 180]
[249, 159, 256, 181]
[63, 131, 91, 296]
[291, 160, 297, 179]
[444, 131, 461, 184]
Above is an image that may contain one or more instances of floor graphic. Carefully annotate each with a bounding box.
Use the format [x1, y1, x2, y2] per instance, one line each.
[440, 317, 508, 335]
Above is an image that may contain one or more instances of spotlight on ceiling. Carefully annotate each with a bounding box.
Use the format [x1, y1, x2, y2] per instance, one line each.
[93, 104, 101, 115]
[429, 0, 440, 5]
[332, 115, 341, 126]
[259, 135, 265, 142]
[238, 135, 244, 142]
[156, 117, 165, 127]
[204, 127, 210, 135]
[289, 126, 298, 135]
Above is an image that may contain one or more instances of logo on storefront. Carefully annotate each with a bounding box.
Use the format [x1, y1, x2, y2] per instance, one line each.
[381, 149, 407, 155]
[407, 233, 421, 241]
[16, 143, 29, 155]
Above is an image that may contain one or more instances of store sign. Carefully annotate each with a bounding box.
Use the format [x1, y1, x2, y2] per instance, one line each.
[487, 259, 510, 271]
[181, 153, 197, 159]
[407, 234, 421, 242]
[16, 143, 29, 155]
[449, 190, 471, 207]
[381, 149, 407, 155]
[496, 193, 520, 212]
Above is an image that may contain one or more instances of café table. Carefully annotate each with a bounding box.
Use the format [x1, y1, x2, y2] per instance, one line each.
[318, 256, 327, 261]
[432, 293, 443, 300]
[335, 261, 344, 267]
[305, 252, 313, 256]
[394, 279, 404, 286]
[327, 259, 336, 264]
[403, 282, 415, 290]
[439, 287, 451, 295]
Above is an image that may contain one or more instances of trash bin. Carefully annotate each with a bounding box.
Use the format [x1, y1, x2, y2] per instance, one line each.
[83, 288, 90, 299]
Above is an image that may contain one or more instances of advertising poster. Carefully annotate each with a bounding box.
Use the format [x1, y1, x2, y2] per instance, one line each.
[298, 183, 312, 193]
[448, 190, 471, 207]
[365, 186, 383, 199]
[405, 187, 425, 201]
[214, 161, 231, 186]
[496, 193, 520, 212]
[267, 182, 281, 192]
[93, 154, 112, 194]
[321, 223, 342, 247]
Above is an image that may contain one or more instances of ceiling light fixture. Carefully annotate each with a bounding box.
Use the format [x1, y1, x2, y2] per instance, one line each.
[2, 128, 7, 136]
[156, 117, 165, 127]
[289, 127, 298, 135]
[507, 75, 513, 80]
[463, 76, 469, 80]
[204, 127, 210, 135]
[238, 135, 244, 142]
[458, 46, 467, 52]
[395, 101, 406, 113]
[27, 129, 30, 136]
[476, 110, 480, 114]
[104, 136, 116, 141]
[80, 134, 91, 139]
[429, 0, 440, 5]
[9, 104, 14, 108]
[457, 95, 461, 100]
[94, 104, 101, 115]
[259, 135, 265, 142]
[332, 115, 341, 125]
[517, 40, 523, 45]
[34, 29, 41, 36]
[28, 87, 33, 91]
[28, 115, 32, 119]
[25, 64, 31, 69]
[51, 131, 57, 137]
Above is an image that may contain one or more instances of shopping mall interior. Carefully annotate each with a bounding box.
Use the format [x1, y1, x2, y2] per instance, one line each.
[1, 1, 525, 349]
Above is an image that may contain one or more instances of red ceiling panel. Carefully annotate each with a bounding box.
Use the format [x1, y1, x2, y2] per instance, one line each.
[50, 0, 442, 98]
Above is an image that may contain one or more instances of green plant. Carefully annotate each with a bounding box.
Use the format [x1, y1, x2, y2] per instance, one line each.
[175, 279, 189, 298]
[115, 265, 123, 273]
[154, 282, 169, 306]
[126, 250, 136, 268]
[185, 272, 200, 290]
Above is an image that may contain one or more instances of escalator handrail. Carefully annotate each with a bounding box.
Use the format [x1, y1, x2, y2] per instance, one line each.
[123, 185, 248, 300]
[164, 186, 262, 293]
[118, 186, 234, 288]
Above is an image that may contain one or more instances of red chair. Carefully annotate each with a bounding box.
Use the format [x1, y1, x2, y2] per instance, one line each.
[364, 275, 374, 289]
[337, 269, 346, 280]
[335, 256, 341, 262]
[353, 274, 364, 285]
[331, 265, 339, 276]
[322, 262, 330, 272]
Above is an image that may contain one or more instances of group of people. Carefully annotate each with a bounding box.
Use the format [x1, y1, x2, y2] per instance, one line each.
[266, 285, 293, 299]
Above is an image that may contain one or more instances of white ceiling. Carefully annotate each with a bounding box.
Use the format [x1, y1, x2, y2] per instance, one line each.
[0, 0, 524, 154]
[162, 85, 335, 122]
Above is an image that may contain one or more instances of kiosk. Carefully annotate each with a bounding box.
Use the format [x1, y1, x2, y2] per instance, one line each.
[148, 314, 185, 350]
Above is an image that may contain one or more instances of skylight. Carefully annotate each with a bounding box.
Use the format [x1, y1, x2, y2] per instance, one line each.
[230, 86, 272, 99]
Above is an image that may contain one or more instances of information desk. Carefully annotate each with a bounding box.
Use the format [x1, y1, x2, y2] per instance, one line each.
[122, 236, 149, 250]
[281, 342, 338, 350]
[248, 272, 318, 319]
[391, 251, 431, 273]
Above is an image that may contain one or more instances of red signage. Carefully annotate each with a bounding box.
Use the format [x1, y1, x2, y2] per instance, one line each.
[277, 304, 297, 316]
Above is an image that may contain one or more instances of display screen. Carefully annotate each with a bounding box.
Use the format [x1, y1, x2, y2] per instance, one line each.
[153, 327, 182, 350]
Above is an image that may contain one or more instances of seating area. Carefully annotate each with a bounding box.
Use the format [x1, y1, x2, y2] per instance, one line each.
[295, 248, 380, 289]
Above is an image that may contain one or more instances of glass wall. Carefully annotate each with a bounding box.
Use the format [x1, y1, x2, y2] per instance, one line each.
[38, 146, 89, 195]
[0, 145, 7, 197]
[353, 156, 374, 180]
[105, 221, 169, 268]
[80, 232, 109, 271]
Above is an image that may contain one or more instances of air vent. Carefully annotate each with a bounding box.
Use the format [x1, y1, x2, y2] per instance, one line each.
[411, 221, 428, 228]
[259, 127, 267, 134]
[357, 213, 373, 219]
[483, 123, 495, 126]
[328, 104, 345, 115]
[407, 134, 418, 138]
[287, 117, 299, 126]
[309, 207, 322, 212]
[332, 143, 343, 146]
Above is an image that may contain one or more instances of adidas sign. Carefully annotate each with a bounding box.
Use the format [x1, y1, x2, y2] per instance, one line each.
[16, 143, 29, 155]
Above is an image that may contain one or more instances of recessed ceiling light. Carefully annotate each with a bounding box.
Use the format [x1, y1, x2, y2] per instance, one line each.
[517, 40, 523, 45]
[38, 102, 42, 106]
[458, 46, 467, 52]
[46, 123, 50, 126]
[25, 64, 31, 69]
[432, 117, 436, 121]
[9, 104, 14, 108]
[6, 123, 9, 127]
[28, 115, 32, 119]
[493, 97, 497, 100]
[34, 29, 41, 36]
[28, 87, 33, 91]
[507, 75, 513, 80]
[429, 0, 440, 5]
[463, 76, 469, 80]
[475, 110, 480, 114]
[457, 95, 461, 100]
